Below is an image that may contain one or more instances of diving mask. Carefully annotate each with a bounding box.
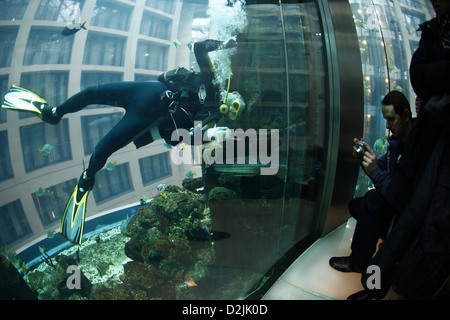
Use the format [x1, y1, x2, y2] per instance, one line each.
[219, 92, 245, 120]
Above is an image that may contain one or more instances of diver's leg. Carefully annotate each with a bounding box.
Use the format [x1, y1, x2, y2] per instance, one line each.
[55, 82, 159, 116]
[85, 108, 154, 179]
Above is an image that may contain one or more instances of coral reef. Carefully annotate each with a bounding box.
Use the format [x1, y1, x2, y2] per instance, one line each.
[23, 180, 215, 300]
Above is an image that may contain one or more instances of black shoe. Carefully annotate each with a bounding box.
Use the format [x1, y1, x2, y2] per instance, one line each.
[329, 256, 364, 273]
[39, 103, 61, 124]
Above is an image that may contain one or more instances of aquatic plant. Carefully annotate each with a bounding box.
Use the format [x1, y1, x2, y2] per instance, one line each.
[39, 246, 56, 269]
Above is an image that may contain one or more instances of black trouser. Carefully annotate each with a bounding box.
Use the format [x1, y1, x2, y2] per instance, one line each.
[349, 189, 396, 267]
[56, 81, 167, 178]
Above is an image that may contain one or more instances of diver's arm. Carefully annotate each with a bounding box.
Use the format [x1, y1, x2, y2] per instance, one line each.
[194, 38, 237, 73]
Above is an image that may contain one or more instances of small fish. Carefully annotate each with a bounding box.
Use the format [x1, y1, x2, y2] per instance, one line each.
[186, 41, 194, 52]
[178, 143, 188, 151]
[130, 208, 136, 214]
[173, 39, 181, 48]
[140, 195, 148, 205]
[200, 27, 208, 34]
[157, 184, 166, 198]
[21, 262, 27, 273]
[37, 187, 46, 197]
[38, 245, 46, 255]
[96, 258, 113, 277]
[47, 229, 56, 239]
[39, 144, 53, 156]
[62, 20, 87, 36]
[185, 278, 198, 287]
[205, 225, 213, 236]
[121, 214, 131, 234]
[185, 171, 196, 179]
[106, 160, 117, 171]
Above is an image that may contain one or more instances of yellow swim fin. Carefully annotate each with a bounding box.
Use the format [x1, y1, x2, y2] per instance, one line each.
[60, 184, 90, 245]
[1, 85, 47, 117]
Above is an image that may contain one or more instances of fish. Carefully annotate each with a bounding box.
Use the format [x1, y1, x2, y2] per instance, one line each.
[186, 41, 194, 52]
[39, 144, 53, 156]
[38, 245, 46, 255]
[184, 278, 198, 287]
[96, 258, 113, 277]
[21, 262, 27, 273]
[106, 160, 117, 171]
[157, 184, 166, 198]
[140, 195, 148, 205]
[47, 229, 56, 239]
[173, 39, 181, 48]
[185, 171, 196, 179]
[205, 225, 213, 236]
[62, 20, 87, 36]
[37, 187, 46, 196]
[178, 143, 188, 151]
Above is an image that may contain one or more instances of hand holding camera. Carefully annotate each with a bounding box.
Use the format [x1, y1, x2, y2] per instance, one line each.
[353, 138, 378, 175]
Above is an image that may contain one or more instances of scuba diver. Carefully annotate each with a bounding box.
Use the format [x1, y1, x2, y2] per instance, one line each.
[2, 38, 245, 244]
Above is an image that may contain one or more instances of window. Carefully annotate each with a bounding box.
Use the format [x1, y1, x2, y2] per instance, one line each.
[0, 75, 8, 123]
[35, 0, 84, 22]
[90, 1, 132, 31]
[20, 120, 72, 172]
[80, 71, 123, 90]
[0, 0, 29, 21]
[0, 200, 32, 246]
[92, 163, 133, 203]
[140, 11, 171, 40]
[19, 71, 69, 120]
[23, 28, 73, 65]
[32, 178, 76, 228]
[83, 32, 125, 66]
[0, 27, 18, 68]
[0, 131, 14, 181]
[135, 74, 158, 82]
[139, 152, 172, 185]
[145, 0, 176, 14]
[80, 71, 123, 109]
[136, 40, 167, 71]
[81, 113, 123, 155]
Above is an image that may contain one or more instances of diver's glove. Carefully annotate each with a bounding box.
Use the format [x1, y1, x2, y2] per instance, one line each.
[206, 127, 231, 142]
[223, 36, 238, 49]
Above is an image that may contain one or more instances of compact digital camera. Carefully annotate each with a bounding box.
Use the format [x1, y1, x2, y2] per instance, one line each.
[354, 141, 366, 156]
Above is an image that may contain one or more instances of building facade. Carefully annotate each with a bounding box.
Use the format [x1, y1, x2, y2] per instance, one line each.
[0, 0, 205, 249]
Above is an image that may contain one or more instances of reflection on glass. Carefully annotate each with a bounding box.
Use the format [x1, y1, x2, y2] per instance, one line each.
[349, 0, 434, 197]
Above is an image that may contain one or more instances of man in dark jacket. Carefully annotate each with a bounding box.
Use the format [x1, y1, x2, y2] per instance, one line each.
[329, 91, 413, 273]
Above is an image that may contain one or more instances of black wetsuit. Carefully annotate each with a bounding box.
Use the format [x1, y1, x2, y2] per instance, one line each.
[55, 40, 223, 178]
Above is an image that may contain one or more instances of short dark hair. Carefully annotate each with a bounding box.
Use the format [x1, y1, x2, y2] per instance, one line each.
[381, 91, 411, 118]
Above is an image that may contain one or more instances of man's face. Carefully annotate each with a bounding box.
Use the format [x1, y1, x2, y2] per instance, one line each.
[431, 0, 450, 16]
[382, 104, 409, 141]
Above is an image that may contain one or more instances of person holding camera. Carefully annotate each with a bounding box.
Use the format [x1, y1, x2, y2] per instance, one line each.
[329, 90, 413, 274]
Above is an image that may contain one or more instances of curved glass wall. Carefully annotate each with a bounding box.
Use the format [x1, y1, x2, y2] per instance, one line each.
[0, 0, 435, 300]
